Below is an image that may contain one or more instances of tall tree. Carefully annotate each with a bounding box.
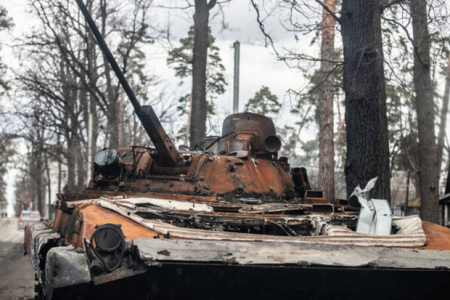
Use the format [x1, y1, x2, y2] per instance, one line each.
[338, 0, 390, 200]
[251, 0, 390, 199]
[410, 0, 439, 223]
[315, 0, 391, 199]
[167, 25, 226, 118]
[190, 0, 217, 148]
[318, 0, 336, 202]
[437, 55, 450, 178]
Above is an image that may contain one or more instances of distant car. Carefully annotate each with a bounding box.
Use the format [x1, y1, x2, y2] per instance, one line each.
[18, 210, 41, 229]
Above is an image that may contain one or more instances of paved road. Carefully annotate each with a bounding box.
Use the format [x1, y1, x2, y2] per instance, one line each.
[0, 217, 35, 300]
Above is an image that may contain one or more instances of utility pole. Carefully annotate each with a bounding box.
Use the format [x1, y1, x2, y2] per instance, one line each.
[185, 94, 192, 146]
[232, 41, 240, 113]
[404, 171, 410, 216]
[87, 112, 93, 185]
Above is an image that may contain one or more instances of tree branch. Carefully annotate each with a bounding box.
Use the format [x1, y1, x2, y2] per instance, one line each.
[314, 0, 341, 24]
[207, 0, 217, 10]
[381, 0, 407, 12]
[250, 0, 282, 58]
[382, 16, 429, 67]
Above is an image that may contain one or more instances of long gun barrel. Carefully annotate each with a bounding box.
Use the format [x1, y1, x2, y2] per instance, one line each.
[75, 0, 180, 167]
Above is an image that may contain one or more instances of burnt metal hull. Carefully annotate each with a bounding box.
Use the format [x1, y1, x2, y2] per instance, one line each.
[56, 262, 450, 300]
[27, 220, 450, 300]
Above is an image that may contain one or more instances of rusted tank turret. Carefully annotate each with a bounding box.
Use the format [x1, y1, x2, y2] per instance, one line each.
[87, 112, 298, 205]
[24, 1, 450, 300]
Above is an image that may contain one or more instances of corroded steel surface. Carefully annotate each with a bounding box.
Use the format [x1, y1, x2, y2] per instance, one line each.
[419, 221, 450, 250]
[81, 203, 158, 241]
[53, 208, 83, 247]
[52, 202, 160, 247]
[88, 151, 295, 199]
[218, 113, 280, 156]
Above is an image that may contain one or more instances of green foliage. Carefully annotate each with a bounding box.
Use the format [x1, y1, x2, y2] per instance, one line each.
[167, 25, 227, 104]
[175, 123, 188, 144]
[167, 27, 195, 79]
[176, 93, 215, 116]
[176, 94, 190, 116]
[277, 125, 297, 156]
[290, 73, 320, 123]
[0, 6, 13, 29]
[245, 86, 282, 115]
[299, 138, 319, 167]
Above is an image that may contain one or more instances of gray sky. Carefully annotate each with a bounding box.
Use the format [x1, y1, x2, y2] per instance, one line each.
[1, 0, 315, 116]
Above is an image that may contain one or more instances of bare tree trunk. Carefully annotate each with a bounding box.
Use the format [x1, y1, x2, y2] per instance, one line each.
[90, 99, 98, 163]
[118, 89, 124, 147]
[190, 0, 216, 148]
[87, 22, 99, 163]
[76, 139, 86, 190]
[44, 151, 51, 218]
[335, 93, 345, 169]
[340, 0, 390, 200]
[66, 136, 76, 193]
[411, 0, 439, 223]
[66, 73, 80, 192]
[32, 134, 45, 215]
[57, 134, 62, 194]
[100, 0, 119, 148]
[319, 0, 336, 203]
[437, 55, 450, 175]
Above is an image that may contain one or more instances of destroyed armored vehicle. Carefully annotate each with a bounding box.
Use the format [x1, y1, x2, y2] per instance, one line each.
[25, 1, 450, 299]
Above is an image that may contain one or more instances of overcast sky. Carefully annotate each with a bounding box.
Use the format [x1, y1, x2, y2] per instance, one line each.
[1, 0, 317, 120]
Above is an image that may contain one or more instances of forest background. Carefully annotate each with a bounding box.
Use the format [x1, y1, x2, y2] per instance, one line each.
[0, 0, 449, 224]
